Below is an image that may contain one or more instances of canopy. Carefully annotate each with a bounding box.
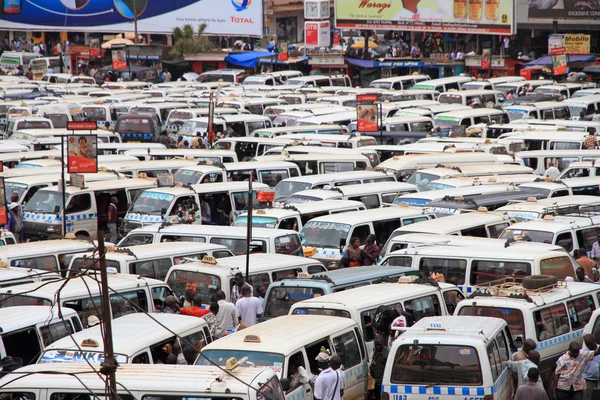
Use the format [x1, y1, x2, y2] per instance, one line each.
[102, 38, 134, 49]
[525, 54, 596, 66]
[351, 41, 378, 49]
[224, 51, 275, 68]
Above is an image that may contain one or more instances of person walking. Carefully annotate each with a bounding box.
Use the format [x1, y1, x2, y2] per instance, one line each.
[362, 234, 380, 265]
[514, 338, 537, 361]
[576, 249, 597, 281]
[107, 196, 118, 243]
[341, 237, 364, 268]
[7, 202, 23, 243]
[179, 294, 209, 318]
[584, 131, 597, 150]
[370, 336, 389, 400]
[314, 355, 344, 400]
[508, 350, 544, 390]
[162, 69, 172, 82]
[556, 341, 600, 400]
[544, 162, 560, 180]
[583, 334, 600, 400]
[514, 368, 548, 400]
[576, 267, 594, 283]
[214, 290, 237, 338]
[236, 286, 263, 326]
[202, 302, 219, 338]
[231, 272, 253, 304]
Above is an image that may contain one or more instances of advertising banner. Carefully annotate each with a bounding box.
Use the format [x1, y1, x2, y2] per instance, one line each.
[548, 34, 590, 54]
[0, 0, 262, 36]
[89, 38, 101, 58]
[528, 0, 600, 19]
[67, 135, 98, 173]
[553, 54, 568, 75]
[111, 46, 127, 70]
[356, 94, 379, 132]
[0, 177, 6, 227]
[335, 0, 513, 34]
[30, 58, 48, 80]
[305, 21, 331, 47]
[70, 174, 85, 189]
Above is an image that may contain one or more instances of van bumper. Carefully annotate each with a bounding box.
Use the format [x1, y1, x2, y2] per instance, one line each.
[23, 221, 61, 240]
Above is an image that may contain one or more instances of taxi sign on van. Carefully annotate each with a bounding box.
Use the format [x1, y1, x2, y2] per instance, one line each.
[427, 322, 445, 330]
[81, 338, 100, 348]
[243, 334, 261, 343]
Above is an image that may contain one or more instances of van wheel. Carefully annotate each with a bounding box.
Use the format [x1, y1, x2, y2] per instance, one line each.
[75, 232, 90, 241]
[522, 275, 558, 290]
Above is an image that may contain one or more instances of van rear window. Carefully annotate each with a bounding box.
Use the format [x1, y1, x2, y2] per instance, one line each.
[391, 344, 482, 385]
[0, 294, 51, 307]
[264, 287, 325, 318]
[292, 307, 351, 318]
[540, 256, 574, 279]
[458, 306, 524, 344]
[470, 260, 531, 285]
[166, 270, 221, 301]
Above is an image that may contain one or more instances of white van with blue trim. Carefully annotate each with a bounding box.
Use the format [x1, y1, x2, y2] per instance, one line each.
[382, 316, 515, 400]
[456, 279, 600, 395]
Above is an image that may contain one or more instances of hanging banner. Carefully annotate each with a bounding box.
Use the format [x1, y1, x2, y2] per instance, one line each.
[89, 38, 101, 58]
[0, 177, 7, 226]
[548, 34, 590, 55]
[70, 174, 85, 189]
[356, 94, 379, 132]
[304, 21, 330, 47]
[335, 0, 513, 35]
[67, 135, 98, 173]
[111, 44, 127, 70]
[481, 49, 491, 69]
[552, 54, 568, 75]
[529, 1, 600, 19]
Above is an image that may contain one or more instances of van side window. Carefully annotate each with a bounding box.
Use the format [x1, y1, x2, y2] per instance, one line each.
[470, 260, 531, 286]
[66, 193, 92, 213]
[308, 265, 326, 274]
[567, 296, 595, 330]
[260, 170, 290, 187]
[540, 256, 575, 279]
[132, 351, 150, 364]
[555, 108, 570, 120]
[555, 232, 574, 252]
[162, 235, 206, 243]
[420, 258, 467, 284]
[40, 320, 74, 346]
[576, 228, 597, 252]
[552, 190, 569, 198]
[487, 222, 510, 238]
[182, 329, 209, 350]
[333, 331, 362, 368]
[495, 332, 510, 364]
[486, 340, 502, 381]
[372, 219, 401, 247]
[336, 180, 360, 186]
[349, 194, 379, 209]
[534, 304, 569, 341]
[273, 268, 301, 281]
[351, 225, 371, 244]
[274, 234, 302, 256]
[322, 162, 354, 173]
[543, 109, 554, 120]
[402, 216, 431, 225]
[383, 256, 412, 267]
[247, 273, 271, 293]
[460, 225, 487, 237]
[11, 256, 58, 272]
[405, 295, 441, 321]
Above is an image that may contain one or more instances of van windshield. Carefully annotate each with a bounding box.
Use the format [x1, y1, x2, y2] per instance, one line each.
[129, 192, 174, 215]
[275, 181, 312, 201]
[166, 270, 221, 301]
[292, 307, 351, 318]
[264, 287, 326, 318]
[83, 107, 107, 121]
[174, 169, 202, 185]
[301, 221, 350, 248]
[499, 228, 554, 244]
[5, 182, 27, 202]
[233, 216, 278, 228]
[458, 306, 524, 343]
[39, 350, 128, 364]
[198, 350, 285, 375]
[117, 118, 152, 134]
[391, 344, 482, 385]
[23, 190, 62, 213]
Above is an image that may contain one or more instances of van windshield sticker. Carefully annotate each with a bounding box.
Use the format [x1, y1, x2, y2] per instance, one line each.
[458, 348, 472, 356]
[140, 192, 174, 201]
[305, 222, 350, 232]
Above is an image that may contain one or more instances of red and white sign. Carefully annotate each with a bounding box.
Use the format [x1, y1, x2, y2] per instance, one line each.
[304, 21, 330, 47]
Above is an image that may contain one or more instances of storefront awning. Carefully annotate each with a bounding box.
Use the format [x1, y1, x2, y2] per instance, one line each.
[224, 52, 275, 68]
[346, 58, 436, 68]
[258, 56, 308, 65]
[525, 54, 596, 66]
[583, 65, 600, 74]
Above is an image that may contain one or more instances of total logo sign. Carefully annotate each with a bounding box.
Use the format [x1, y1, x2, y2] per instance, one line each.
[305, 21, 330, 47]
[231, 0, 254, 23]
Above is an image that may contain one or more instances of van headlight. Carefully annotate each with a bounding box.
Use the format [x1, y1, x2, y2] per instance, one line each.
[47, 225, 59, 233]
[328, 261, 340, 269]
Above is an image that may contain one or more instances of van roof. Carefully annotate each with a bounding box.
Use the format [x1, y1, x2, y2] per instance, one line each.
[390, 244, 566, 261]
[0, 363, 275, 394]
[394, 211, 511, 234]
[127, 224, 296, 239]
[435, 108, 507, 118]
[0, 306, 78, 333]
[45, 313, 206, 354]
[305, 206, 431, 225]
[202, 315, 356, 355]
[505, 217, 600, 233]
[292, 281, 455, 311]
[0, 239, 94, 258]
[496, 195, 600, 213]
[256, 153, 369, 162]
[376, 153, 500, 170]
[44, 177, 156, 194]
[255, 200, 366, 216]
[0, 274, 164, 300]
[505, 101, 568, 110]
[397, 184, 518, 202]
[399, 316, 506, 344]
[74, 242, 229, 262]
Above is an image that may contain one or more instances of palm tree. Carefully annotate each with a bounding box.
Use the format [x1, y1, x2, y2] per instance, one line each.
[170, 24, 211, 57]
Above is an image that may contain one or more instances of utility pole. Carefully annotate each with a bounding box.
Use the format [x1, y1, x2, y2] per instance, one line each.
[245, 173, 253, 282]
[134, 0, 139, 44]
[98, 234, 118, 400]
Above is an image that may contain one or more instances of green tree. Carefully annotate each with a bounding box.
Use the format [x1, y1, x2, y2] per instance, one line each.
[169, 23, 211, 57]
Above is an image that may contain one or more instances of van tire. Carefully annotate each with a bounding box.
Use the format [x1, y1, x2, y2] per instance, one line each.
[75, 232, 90, 241]
[522, 275, 557, 290]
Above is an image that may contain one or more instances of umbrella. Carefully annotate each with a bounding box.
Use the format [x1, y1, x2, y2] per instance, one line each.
[116, 33, 144, 41]
[351, 41, 378, 49]
[102, 37, 134, 49]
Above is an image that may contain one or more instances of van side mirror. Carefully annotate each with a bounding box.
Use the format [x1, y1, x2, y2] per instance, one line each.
[54, 205, 61, 214]
[445, 301, 455, 314]
[339, 238, 346, 253]
[161, 208, 167, 216]
[280, 378, 290, 392]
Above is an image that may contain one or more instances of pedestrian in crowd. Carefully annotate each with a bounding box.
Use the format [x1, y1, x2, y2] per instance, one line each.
[362, 234, 380, 265]
[314, 354, 344, 400]
[158, 131, 171, 148]
[214, 290, 237, 338]
[576, 266, 594, 283]
[555, 341, 600, 400]
[203, 302, 219, 338]
[183, 289, 195, 308]
[107, 196, 118, 243]
[506, 90, 514, 101]
[7, 202, 23, 243]
[179, 294, 209, 318]
[370, 336, 389, 400]
[514, 368, 548, 400]
[257, 285, 267, 301]
[15, 65, 23, 76]
[26, 68, 33, 80]
[288, 353, 311, 393]
[584, 131, 597, 150]
[162, 295, 180, 314]
[340, 237, 364, 268]
[182, 344, 198, 365]
[236, 285, 263, 326]
[231, 272, 253, 304]
[508, 350, 543, 390]
[172, 342, 187, 365]
[583, 334, 600, 400]
[544, 162, 560, 180]
[163, 69, 172, 82]
[514, 338, 537, 361]
[191, 132, 205, 149]
[576, 249, 596, 281]
[177, 135, 185, 149]
[591, 234, 600, 267]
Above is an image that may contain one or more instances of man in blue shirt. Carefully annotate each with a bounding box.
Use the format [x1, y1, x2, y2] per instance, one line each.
[583, 334, 600, 400]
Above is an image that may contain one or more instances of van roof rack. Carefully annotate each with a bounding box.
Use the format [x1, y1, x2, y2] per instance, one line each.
[468, 276, 568, 300]
[542, 203, 600, 218]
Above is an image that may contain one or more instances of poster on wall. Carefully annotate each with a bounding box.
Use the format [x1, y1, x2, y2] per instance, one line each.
[548, 34, 590, 54]
[552, 54, 568, 75]
[89, 38, 101, 58]
[111, 44, 127, 70]
[356, 94, 379, 132]
[67, 135, 98, 173]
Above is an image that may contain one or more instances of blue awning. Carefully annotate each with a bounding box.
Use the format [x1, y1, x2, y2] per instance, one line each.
[346, 58, 375, 68]
[224, 52, 275, 68]
[525, 54, 596, 66]
[583, 65, 600, 74]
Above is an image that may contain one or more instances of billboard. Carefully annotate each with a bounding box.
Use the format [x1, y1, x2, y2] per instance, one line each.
[356, 94, 379, 132]
[553, 54, 568, 75]
[67, 135, 98, 173]
[305, 21, 331, 47]
[528, 0, 600, 18]
[335, 0, 513, 34]
[0, 0, 262, 36]
[548, 34, 590, 54]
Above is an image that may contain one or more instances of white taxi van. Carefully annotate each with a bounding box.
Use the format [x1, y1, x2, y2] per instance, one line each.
[39, 313, 211, 365]
[198, 315, 368, 400]
[496, 195, 600, 221]
[0, 363, 286, 400]
[382, 316, 515, 400]
[455, 279, 600, 392]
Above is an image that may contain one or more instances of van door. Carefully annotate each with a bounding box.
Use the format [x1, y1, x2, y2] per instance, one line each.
[331, 329, 368, 400]
[486, 221, 511, 238]
[284, 350, 312, 400]
[441, 287, 465, 314]
[65, 192, 95, 238]
[487, 331, 512, 400]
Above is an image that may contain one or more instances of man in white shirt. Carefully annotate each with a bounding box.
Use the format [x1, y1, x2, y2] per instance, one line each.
[544, 162, 561, 180]
[214, 290, 238, 338]
[236, 286, 262, 326]
[393, 0, 451, 21]
[315, 355, 344, 400]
